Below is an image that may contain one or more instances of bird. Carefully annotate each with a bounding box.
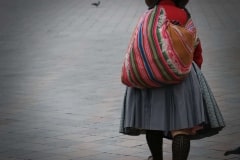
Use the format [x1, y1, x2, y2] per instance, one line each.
[224, 146, 240, 156]
[91, 1, 100, 7]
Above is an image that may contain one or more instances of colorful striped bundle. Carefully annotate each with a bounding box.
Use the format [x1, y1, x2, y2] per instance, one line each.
[121, 6, 197, 88]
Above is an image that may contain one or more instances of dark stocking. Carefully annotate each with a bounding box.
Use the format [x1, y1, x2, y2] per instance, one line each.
[172, 134, 190, 160]
[146, 130, 163, 160]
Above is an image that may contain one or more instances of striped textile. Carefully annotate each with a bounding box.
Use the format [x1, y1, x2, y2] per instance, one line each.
[121, 6, 197, 88]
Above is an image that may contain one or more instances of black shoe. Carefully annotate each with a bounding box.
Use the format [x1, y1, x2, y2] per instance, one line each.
[224, 146, 240, 156]
[147, 156, 153, 160]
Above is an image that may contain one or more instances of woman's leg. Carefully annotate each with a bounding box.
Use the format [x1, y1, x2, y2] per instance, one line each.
[171, 130, 191, 160]
[146, 130, 163, 160]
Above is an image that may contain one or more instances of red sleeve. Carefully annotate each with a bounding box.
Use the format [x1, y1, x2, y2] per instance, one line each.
[193, 41, 203, 69]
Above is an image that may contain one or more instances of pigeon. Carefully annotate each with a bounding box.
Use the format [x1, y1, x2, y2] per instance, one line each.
[91, 1, 100, 7]
[224, 146, 240, 156]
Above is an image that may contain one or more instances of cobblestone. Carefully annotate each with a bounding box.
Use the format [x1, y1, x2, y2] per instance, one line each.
[0, 0, 240, 159]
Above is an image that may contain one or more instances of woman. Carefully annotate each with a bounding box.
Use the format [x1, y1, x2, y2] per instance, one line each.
[120, 0, 225, 160]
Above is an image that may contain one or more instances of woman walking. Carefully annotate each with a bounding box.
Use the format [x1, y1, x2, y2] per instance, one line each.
[120, 0, 225, 160]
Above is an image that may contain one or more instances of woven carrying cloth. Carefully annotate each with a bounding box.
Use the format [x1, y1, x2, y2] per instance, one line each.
[121, 6, 197, 88]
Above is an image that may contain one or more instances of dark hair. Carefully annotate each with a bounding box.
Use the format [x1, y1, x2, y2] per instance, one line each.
[145, 0, 160, 9]
[173, 0, 189, 8]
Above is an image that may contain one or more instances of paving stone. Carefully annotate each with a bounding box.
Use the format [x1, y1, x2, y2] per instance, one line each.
[0, 0, 240, 160]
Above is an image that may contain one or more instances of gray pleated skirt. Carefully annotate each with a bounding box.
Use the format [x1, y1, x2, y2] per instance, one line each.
[119, 63, 225, 140]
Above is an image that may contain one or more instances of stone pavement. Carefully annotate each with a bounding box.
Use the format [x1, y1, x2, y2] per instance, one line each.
[0, 0, 240, 159]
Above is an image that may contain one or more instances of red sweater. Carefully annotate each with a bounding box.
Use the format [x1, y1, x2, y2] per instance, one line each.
[159, 0, 203, 68]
